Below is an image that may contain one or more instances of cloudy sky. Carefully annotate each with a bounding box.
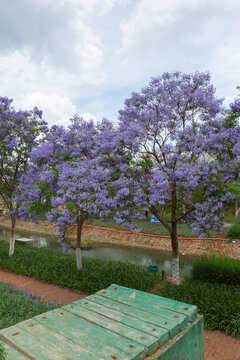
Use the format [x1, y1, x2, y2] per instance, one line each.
[0, 0, 239, 126]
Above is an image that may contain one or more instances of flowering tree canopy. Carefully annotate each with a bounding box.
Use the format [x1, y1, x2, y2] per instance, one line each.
[19, 117, 117, 270]
[116, 72, 240, 284]
[0, 97, 48, 256]
[225, 86, 240, 215]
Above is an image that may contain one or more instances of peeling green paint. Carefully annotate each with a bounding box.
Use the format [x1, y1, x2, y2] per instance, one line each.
[0, 284, 204, 359]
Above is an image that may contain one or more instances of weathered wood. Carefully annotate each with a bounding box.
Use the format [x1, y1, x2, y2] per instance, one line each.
[15, 238, 33, 243]
[107, 284, 197, 322]
[82, 294, 179, 338]
[64, 303, 160, 355]
[148, 315, 204, 360]
[34, 308, 142, 360]
[97, 289, 188, 330]
[0, 284, 203, 359]
[0, 325, 78, 360]
[74, 298, 169, 345]
[17, 319, 104, 360]
[0, 340, 28, 360]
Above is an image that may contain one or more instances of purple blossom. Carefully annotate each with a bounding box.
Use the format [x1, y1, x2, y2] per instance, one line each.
[0, 96, 48, 256]
[115, 71, 240, 284]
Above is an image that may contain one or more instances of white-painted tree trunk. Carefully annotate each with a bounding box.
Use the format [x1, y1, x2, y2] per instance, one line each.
[76, 247, 82, 270]
[235, 200, 240, 217]
[172, 256, 180, 285]
[9, 216, 16, 257]
[9, 237, 15, 256]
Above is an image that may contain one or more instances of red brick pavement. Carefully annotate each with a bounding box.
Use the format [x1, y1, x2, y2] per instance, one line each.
[0, 269, 239, 359]
[0, 269, 86, 305]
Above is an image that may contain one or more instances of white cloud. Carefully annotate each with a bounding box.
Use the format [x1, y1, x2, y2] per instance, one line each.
[0, 0, 239, 124]
[80, 112, 97, 122]
[20, 92, 76, 126]
[73, 20, 106, 83]
[119, 0, 202, 51]
[39, 0, 118, 16]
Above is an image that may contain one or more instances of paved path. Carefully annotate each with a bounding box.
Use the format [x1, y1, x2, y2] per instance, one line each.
[0, 269, 87, 305]
[0, 269, 239, 359]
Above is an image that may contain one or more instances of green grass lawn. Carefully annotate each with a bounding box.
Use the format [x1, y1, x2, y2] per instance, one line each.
[0, 281, 59, 330]
[90, 217, 228, 238]
[0, 241, 160, 294]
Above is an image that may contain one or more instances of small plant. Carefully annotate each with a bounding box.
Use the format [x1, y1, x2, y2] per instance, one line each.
[0, 343, 6, 360]
[192, 255, 240, 285]
[67, 238, 93, 250]
[0, 241, 161, 294]
[158, 279, 240, 338]
[227, 219, 240, 239]
[0, 281, 59, 330]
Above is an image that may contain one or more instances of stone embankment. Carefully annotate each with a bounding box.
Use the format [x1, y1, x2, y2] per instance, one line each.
[0, 217, 240, 259]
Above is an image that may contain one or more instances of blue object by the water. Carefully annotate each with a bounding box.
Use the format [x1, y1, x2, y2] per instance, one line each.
[150, 265, 158, 272]
[151, 215, 160, 222]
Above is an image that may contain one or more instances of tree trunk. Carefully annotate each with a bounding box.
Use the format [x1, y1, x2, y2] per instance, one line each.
[171, 223, 179, 285]
[9, 216, 16, 257]
[235, 199, 240, 217]
[171, 188, 180, 285]
[76, 218, 84, 270]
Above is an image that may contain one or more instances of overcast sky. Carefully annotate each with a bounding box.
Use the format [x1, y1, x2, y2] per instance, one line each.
[0, 0, 239, 126]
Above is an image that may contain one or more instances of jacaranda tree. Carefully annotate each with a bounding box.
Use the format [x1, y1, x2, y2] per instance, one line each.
[226, 87, 240, 216]
[115, 72, 240, 285]
[18, 117, 116, 270]
[0, 97, 48, 256]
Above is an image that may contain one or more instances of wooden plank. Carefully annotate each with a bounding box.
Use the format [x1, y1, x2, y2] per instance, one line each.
[107, 284, 197, 322]
[63, 303, 161, 356]
[15, 238, 33, 243]
[96, 289, 188, 331]
[0, 325, 82, 360]
[82, 294, 179, 338]
[34, 308, 143, 360]
[0, 340, 28, 360]
[17, 319, 105, 360]
[148, 315, 204, 360]
[74, 297, 169, 347]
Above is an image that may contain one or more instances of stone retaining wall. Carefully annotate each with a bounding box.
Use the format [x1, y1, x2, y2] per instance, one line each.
[0, 217, 240, 259]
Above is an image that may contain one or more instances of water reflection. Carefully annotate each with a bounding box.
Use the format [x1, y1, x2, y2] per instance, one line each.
[0, 227, 196, 276]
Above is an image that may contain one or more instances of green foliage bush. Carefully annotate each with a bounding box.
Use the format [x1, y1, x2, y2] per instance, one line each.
[0, 281, 59, 330]
[0, 343, 6, 360]
[227, 219, 240, 239]
[192, 255, 240, 285]
[158, 279, 240, 338]
[0, 241, 160, 294]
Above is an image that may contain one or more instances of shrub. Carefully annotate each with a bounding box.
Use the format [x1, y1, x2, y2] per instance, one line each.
[0, 343, 6, 360]
[158, 279, 240, 338]
[0, 281, 59, 330]
[227, 219, 240, 239]
[0, 241, 160, 294]
[191, 255, 240, 285]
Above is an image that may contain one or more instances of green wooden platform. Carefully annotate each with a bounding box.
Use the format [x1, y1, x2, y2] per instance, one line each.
[0, 284, 204, 360]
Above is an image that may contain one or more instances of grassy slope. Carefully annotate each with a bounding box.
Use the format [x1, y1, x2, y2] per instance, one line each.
[90, 218, 227, 238]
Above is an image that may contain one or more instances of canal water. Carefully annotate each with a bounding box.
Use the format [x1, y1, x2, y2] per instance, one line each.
[0, 227, 198, 277]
